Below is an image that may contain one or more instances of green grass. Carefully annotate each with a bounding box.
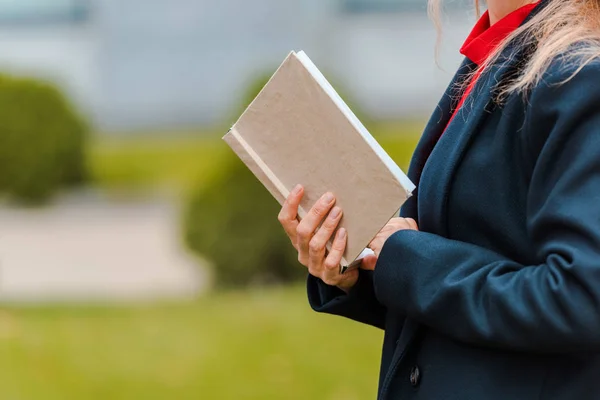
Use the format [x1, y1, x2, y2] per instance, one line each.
[0, 286, 383, 400]
[88, 122, 424, 195]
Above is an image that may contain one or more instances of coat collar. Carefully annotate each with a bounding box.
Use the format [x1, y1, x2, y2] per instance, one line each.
[460, 2, 540, 66]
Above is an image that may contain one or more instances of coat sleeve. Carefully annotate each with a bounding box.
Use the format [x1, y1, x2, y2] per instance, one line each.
[307, 269, 387, 330]
[373, 61, 600, 352]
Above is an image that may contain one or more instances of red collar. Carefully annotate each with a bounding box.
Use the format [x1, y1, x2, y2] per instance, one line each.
[460, 2, 540, 66]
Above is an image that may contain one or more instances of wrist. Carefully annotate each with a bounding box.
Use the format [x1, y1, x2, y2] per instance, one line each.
[336, 284, 351, 294]
[334, 270, 360, 293]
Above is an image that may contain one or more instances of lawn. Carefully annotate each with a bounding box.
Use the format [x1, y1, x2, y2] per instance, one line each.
[0, 286, 383, 400]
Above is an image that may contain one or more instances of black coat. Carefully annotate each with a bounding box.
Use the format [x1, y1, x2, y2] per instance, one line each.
[307, 2, 600, 399]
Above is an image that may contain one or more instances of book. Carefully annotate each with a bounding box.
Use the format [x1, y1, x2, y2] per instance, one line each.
[223, 50, 415, 273]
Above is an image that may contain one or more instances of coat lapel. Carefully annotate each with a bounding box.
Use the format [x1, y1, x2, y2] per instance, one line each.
[417, 43, 527, 236]
[400, 59, 475, 221]
[417, 69, 495, 236]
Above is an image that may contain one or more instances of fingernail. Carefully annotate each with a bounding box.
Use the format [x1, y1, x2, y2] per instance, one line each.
[293, 184, 302, 195]
[322, 192, 335, 203]
[330, 206, 341, 219]
[337, 228, 346, 239]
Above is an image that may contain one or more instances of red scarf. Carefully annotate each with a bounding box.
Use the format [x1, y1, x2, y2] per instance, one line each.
[445, 2, 540, 130]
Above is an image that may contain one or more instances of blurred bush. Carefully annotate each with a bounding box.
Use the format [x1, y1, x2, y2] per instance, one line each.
[183, 156, 302, 288]
[0, 75, 88, 204]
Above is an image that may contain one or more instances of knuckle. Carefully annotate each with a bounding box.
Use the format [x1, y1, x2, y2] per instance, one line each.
[308, 239, 323, 254]
[310, 206, 325, 218]
[322, 216, 338, 230]
[296, 224, 310, 239]
[323, 259, 338, 271]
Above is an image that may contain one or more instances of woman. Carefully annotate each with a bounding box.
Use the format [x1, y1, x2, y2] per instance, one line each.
[278, 0, 600, 398]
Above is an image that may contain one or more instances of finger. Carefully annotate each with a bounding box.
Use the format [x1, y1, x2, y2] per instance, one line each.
[360, 254, 378, 271]
[406, 218, 419, 231]
[368, 234, 385, 255]
[296, 192, 336, 259]
[278, 184, 304, 243]
[391, 218, 415, 231]
[321, 228, 347, 285]
[308, 206, 343, 267]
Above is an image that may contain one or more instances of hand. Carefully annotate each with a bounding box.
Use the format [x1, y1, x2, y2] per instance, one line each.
[361, 218, 419, 271]
[278, 184, 359, 292]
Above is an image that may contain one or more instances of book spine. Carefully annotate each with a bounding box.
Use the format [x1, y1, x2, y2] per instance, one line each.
[223, 127, 307, 219]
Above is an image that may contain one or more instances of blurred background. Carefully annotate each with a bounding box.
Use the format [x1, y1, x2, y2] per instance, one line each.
[0, 0, 474, 398]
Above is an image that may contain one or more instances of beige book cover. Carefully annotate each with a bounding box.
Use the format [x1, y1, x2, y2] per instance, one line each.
[223, 50, 415, 273]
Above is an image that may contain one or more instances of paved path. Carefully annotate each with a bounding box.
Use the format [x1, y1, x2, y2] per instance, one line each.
[0, 195, 208, 303]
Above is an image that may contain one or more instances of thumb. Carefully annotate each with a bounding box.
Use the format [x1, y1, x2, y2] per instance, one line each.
[360, 254, 378, 271]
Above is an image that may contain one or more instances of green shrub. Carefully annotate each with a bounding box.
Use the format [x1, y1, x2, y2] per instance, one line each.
[183, 155, 303, 288]
[0, 75, 88, 203]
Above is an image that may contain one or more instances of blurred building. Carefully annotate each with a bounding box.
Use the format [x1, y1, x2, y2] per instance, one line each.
[0, 0, 473, 132]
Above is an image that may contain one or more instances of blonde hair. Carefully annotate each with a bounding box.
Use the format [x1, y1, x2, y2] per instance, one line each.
[428, 0, 600, 99]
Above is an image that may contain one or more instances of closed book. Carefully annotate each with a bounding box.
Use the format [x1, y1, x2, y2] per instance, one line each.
[223, 50, 415, 273]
